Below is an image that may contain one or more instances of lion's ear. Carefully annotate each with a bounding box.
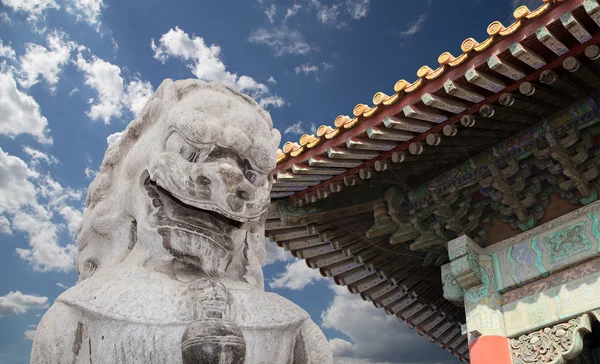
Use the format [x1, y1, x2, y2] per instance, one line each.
[271, 129, 281, 150]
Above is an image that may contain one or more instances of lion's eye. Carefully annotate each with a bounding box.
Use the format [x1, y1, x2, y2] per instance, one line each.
[244, 169, 257, 184]
[166, 132, 196, 161]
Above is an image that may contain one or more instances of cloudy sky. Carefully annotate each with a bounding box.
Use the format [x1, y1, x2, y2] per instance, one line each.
[0, 0, 534, 363]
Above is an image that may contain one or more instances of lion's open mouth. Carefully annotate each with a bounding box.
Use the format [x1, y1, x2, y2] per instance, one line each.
[143, 176, 241, 252]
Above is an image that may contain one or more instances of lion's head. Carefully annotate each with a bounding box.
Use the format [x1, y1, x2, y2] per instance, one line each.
[76, 79, 281, 288]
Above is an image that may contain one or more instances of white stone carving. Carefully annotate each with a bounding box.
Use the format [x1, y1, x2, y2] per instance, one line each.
[31, 79, 333, 364]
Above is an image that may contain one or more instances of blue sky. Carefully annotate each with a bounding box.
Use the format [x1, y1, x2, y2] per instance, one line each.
[0, 0, 534, 363]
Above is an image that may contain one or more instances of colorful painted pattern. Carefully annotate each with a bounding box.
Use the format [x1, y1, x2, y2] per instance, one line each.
[542, 221, 591, 264]
[488, 200, 600, 294]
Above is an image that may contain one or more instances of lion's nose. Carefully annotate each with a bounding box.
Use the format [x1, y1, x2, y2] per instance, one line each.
[227, 184, 254, 212]
[235, 187, 254, 201]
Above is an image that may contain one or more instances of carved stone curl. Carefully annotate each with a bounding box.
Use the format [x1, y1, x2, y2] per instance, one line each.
[510, 314, 592, 364]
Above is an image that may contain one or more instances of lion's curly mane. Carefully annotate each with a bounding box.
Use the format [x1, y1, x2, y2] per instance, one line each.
[76, 79, 277, 283]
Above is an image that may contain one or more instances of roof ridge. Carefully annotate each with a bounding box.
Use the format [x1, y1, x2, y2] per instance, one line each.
[276, 0, 562, 164]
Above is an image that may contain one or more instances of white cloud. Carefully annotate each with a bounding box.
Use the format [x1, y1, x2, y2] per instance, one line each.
[259, 95, 286, 108]
[284, 4, 302, 20]
[0, 291, 48, 317]
[267, 76, 276, 84]
[106, 130, 123, 145]
[0, 13, 12, 25]
[23, 146, 58, 166]
[264, 239, 293, 265]
[0, 71, 52, 144]
[56, 282, 68, 289]
[75, 52, 152, 123]
[295, 63, 319, 76]
[311, 0, 343, 27]
[24, 329, 36, 340]
[0, 215, 11, 234]
[269, 259, 326, 290]
[265, 4, 276, 23]
[398, 14, 426, 37]
[124, 78, 153, 117]
[1, 0, 59, 23]
[322, 284, 457, 364]
[284, 121, 305, 135]
[18, 31, 75, 90]
[65, 0, 105, 30]
[248, 25, 313, 56]
[309, 0, 369, 27]
[0, 148, 82, 271]
[152, 27, 284, 108]
[68, 87, 79, 96]
[0, 40, 16, 60]
[295, 62, 333, 81]
[84, 154, 98, 179]
[346, 0, 370, 20]
[310, 122, 317, 134]
[75, 53, 124, 123]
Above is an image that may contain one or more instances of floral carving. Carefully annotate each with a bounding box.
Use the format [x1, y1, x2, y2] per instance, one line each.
[510, 314, 592, 364]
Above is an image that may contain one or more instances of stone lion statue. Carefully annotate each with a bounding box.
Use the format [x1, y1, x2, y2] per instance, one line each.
[31, 79, 333, 364]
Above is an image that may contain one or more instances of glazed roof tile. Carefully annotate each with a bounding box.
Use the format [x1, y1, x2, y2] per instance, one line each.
[275, 0, 564, 165]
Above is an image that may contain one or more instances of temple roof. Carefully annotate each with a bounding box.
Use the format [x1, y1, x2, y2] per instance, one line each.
[270, 0, 600, 205]
[266, 0, 600, 362]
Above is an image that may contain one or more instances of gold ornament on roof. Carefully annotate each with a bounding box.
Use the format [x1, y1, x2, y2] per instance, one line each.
[394, 79, 408, 93]
[274, 0, 560, 165]
[438, 52, 456, 65]
[317, 125, 334, 137]
[417, 65, 434, 78]
[353, 104, 370, 117]
[461, 38, 479, 53]
[514, 6, 531, 20]
[487, 21, 505, 36]
[334, 115, 351, 128]
[373, 92, 389, 105]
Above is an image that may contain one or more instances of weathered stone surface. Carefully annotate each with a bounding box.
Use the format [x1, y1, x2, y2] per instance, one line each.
[30, 79, 332, 364]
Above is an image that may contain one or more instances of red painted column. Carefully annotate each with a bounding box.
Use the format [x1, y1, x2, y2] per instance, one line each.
[469, 335, 513, 364]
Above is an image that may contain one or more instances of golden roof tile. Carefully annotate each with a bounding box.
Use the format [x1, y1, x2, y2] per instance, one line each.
[405, 78, 424, 93]
[363, 106, 379, 117]
[283, 141, 300, 154]
[307, 137, 322, 148]
[528, 3, 552, 18]
[334, 115, 352, 128]
[448, 53, 469, 67]
[487, 21, 505, 36]
[426, 66, 446, 80]
[461, 38, 479, 53]
[372, 92, 389, 105]
[317, 125, 334, 137]
[299, 134, 317, 146]
[417, 65, 435, 78]
[343, 117, 361, 129]
[353, 103, 371, 117]
[290, 146, 305, 157]
[474, 37, 495, 51]
[325, 128, 340, 139]
[438, 52, 455, 65]
[500, 20, 522, 36]
[275, 0, 558, 165]
[382, 93, 400, 106]
[394, 79, 408, 93]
